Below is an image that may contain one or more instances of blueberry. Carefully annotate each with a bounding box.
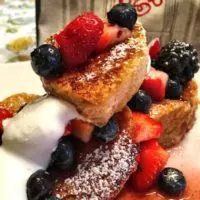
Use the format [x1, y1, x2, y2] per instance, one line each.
[128, 90, 152, 113]
[158, 167, 186, 196]
[107, 3, 137, 30]
[31, 44, 63, 78]
[94, 117, 119, 142]
[165, 79, 183, 99]
[49, 137, 75, 171]
[27, 170, 54, 200]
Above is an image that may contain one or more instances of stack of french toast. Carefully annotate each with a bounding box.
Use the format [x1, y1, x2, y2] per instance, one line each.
[0, 3, 199, 200]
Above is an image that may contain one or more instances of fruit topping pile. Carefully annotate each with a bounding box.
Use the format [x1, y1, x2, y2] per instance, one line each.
[26, 4, 195, 200]
[31, 3, 137, 78]
[149, 39, 199, 101]
[130, 38, 199, 110]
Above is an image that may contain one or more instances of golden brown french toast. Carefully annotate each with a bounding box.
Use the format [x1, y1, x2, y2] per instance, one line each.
[42, 22, 148, 127]
[52, 107, 139, 200]
[0, 93, 39, 114]
[149, 81, 198, 148]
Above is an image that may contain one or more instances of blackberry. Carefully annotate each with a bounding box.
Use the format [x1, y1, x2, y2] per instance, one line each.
[155, 40, 199, 85]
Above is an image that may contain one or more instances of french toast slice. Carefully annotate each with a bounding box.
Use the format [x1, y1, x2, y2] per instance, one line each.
[0, 93, 39, 114]
[149, 80, 198, 148]
[42, 22, 148, 127]
[52, 107, 139, 200]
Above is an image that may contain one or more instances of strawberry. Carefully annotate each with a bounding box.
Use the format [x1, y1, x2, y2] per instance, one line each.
[141, 67, 169, 101]
[148, 38, 161, 60]
[70, 119, 94, 143]
[54, 12, 104, 68]
[96, 23, 131, 53]
[64, 120, 94, 143]
[131, 140, 169, 192]
[55, 36, 91, 69]
[131, 112, 164, 143]
[0, 108, 13, 130]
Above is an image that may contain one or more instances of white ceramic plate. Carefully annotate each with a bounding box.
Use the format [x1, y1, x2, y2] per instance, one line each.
[0, 61, 45, 100]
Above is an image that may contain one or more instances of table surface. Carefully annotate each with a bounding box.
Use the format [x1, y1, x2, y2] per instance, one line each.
[0, 0, 35, 64]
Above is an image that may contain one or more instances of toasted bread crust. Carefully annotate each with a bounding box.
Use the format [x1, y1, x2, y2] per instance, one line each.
[53, 107, 138, 200]
[149, 81, 198, 148]
[42, 22, 148, 126]
[0, 93, 39, 114]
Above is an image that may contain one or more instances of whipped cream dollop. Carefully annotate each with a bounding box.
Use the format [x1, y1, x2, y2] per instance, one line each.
[0, 96, 81, 200]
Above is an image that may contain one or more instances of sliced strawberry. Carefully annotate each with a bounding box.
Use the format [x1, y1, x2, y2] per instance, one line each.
[64, 119, 94, 143]
[140, 138, 164, 151]
[141, 67, 169, 101]
[131, 112, 164, 143]
[131, 140, 169, 192]
[55, 12, 104, 68]
[0, 108, 13, 130]
[70, 119, 94, 143]
[148, 38, 161, 60]
[96, 23, 131, 53]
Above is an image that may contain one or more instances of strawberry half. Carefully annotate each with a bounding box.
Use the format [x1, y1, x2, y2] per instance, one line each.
[131, 140, 169, 192]
[0, 108, 13, 130]
[70, 119, 94, 143]
[148, 38, 161, 60]
[64, 119, 94, 143]
[96, 23, 131, 53]
[131, 112, 164, 143]
[55, 12, 104, 68]
[141, 67, 169, 101]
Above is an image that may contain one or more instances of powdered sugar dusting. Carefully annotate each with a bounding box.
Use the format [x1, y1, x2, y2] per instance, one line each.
[102, 42, 136, 71]
[56, 134, 138, 200]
